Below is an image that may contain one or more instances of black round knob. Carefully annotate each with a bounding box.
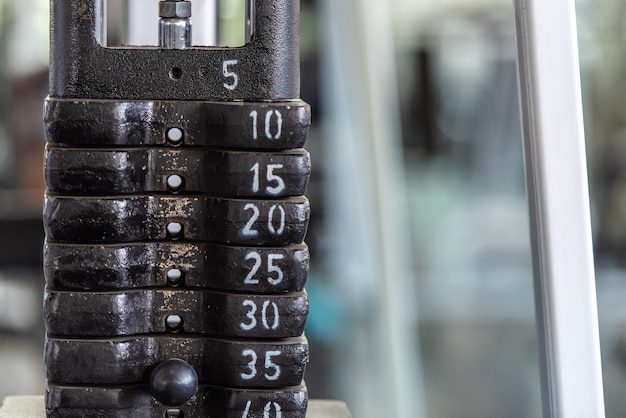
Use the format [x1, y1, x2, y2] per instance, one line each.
[150, 359, 198, 406]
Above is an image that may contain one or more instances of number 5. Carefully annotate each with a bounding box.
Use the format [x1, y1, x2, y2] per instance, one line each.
[266, 164, 285, 195]
[267, 254, 284, 285]
[223, 59, 239, 91]
[264, 351, 281, 380]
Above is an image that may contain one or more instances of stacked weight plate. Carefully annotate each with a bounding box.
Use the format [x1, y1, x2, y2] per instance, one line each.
[43, 98, 311, 417]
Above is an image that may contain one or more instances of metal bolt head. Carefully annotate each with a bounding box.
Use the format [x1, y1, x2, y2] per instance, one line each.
[159, 1, 192, 18]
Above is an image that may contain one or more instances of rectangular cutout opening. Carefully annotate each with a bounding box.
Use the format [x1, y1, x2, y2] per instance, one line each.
[106, 0, 254, 47]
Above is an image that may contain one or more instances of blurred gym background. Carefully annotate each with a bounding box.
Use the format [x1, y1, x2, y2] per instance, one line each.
[2, 0, 626, 417]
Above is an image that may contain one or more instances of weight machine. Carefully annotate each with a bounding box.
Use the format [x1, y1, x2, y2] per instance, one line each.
[0, 0, 606, 417]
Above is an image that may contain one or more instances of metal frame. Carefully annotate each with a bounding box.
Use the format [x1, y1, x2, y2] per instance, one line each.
[513, 0, 605, 416]
[49, 0, 300, 100]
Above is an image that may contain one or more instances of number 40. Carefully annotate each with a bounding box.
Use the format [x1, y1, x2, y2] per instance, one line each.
[242, 400, 283, 418]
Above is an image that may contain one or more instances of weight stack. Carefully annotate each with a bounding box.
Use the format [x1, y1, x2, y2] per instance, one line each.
[42, 1, 311, 416]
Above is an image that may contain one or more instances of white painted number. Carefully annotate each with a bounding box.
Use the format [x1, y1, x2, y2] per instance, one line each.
[241, 204, 286, 237]
[264, 351, 281, 380]
[268, 205, 286, 235]
[242, 203, 260, 237]
[244, 252, 262, 285]
[267, 254, 284, 285]
[244, 252, 285, 286]
[240, 349, 282, 381]
[241, 401, 283, 418]
[223, 59, 239, 91]
[264, 402, 283, 418]
[242, 401, 252, 418]
[265, 110, 282, 139]
[240, 300, 280, 331]
[266, 164, 285, 194]
[251, 163, 260, 193]
[250, 111, 258, 140]
[262, 300, 280, 330]
[240, 300, 258, 331]
[241, 349, 258, 380]
[250, 110, 283, 140]
[250, 163, 286, 195]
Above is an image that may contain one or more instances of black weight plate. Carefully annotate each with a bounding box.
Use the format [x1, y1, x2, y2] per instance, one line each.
[44, 195, 309, 245]
[46, 383, 308, 418]
[44, 99, 310, 149]
[44, 242, 309, 293]
[45, 289, 308, 338]
[45, 335, 309, 388]
[45, 148, 311, 197]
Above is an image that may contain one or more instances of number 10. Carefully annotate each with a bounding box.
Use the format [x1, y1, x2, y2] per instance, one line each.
[250, 110, 283, 140]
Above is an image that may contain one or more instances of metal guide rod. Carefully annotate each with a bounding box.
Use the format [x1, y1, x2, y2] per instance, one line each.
[127, 0, 219, 47]
[158, 0, 192, 49]
[512, 1, 605, 417]
[245, 0, 255, 42]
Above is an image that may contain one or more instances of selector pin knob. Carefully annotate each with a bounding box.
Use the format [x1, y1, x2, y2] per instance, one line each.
[150, 358, 199, 406]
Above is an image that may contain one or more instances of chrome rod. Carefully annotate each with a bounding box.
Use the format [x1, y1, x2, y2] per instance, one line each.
[513, 0, 605, 416]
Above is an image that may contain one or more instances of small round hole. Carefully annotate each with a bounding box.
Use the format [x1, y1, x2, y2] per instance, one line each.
[167, 222, 183, 238]
[167, 175, 184, 192]
[169, 67, 182, 80]
[166, 315, 183, 332]
[166, 128, 184, 145]
[166, 269, 183, 286]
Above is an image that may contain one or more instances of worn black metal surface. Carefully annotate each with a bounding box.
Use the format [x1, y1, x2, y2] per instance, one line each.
[46, 384, 308, 418]
[44, 99, 310, 149]
[44, 242, 309, 292]
[45, 148, 311, 197]
[44, 195, 309, 245]
[50, 1, 301, 100]
[45, 0, 311, 415]
[45, 289, 308, 338]
[46, 335, 309, 387]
